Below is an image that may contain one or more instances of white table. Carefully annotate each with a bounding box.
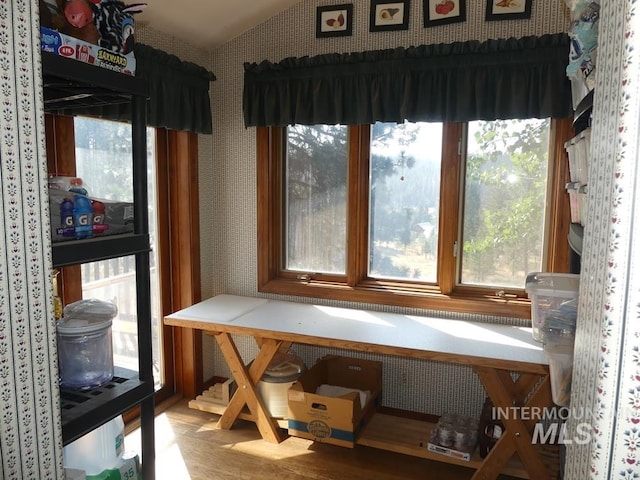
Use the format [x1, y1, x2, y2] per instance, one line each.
[165, 294, 555, 480]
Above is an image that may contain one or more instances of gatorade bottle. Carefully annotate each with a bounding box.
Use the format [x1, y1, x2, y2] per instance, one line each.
[92, 200, 108, 235]
[68, 177, 88, 195]
[73, 195, 94, 239]
[60, 197, 75, 237]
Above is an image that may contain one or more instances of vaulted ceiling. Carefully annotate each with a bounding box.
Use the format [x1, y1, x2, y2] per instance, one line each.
[137, 0, 304, 49]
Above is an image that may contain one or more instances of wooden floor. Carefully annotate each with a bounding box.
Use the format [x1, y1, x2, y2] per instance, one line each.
[125, 399, 535, 480]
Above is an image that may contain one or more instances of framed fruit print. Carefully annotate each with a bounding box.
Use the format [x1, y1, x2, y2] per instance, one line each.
[485, 0, 532, 21]
[316, 4, 354, 38]
[370, 0, 410, 32]
[424, 0, 466, 27]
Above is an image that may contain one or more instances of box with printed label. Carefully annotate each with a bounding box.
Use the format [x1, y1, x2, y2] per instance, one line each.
[287, 355, 382, 448]
[49, 188, 134, 243]
[41, 27, 136, 75]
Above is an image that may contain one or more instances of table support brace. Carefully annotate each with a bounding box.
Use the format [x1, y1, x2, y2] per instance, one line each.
[215, 332, 284, 443]
[472, 366, 553, 480]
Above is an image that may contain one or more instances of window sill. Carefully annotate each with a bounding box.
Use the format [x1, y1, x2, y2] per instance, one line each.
[258, 278, 532, 320]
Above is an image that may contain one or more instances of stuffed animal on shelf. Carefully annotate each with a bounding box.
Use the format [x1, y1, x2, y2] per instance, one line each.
[39, 0, 146, 54]
[39, 0, 100, 45]
[92, 1, 146, 53]
[58, 0, 101, 44]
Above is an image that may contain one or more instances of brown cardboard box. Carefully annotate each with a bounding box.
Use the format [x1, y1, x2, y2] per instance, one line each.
[287, 355, 382, 448]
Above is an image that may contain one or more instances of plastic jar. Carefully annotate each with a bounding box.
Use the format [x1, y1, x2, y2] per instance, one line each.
[57, 299, 117, 390]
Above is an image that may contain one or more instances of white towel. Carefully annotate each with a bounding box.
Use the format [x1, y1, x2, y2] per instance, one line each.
[316, 384, 370, 409]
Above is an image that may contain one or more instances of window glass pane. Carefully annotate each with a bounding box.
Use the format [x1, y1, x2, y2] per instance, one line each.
[74, 117, 163, 389]
[369, 122, 442, 282]
[461, 119, 550, 288]
[285, 125, 348, 274]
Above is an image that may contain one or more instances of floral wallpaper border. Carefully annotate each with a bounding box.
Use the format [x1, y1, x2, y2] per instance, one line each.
[0, 0, 63, 478]
[565, 1, 640, 478]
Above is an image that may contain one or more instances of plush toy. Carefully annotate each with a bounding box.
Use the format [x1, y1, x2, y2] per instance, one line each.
[41, 0, 146, 53]
[58, 0, 101, 44]
[39, 0, 100, 45]
[92, 1, 146, 54]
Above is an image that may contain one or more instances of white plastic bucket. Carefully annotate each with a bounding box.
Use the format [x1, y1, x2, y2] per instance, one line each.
[257, 355, 305, 418]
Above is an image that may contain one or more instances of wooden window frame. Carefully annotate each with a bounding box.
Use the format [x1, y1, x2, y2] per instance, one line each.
[45, 115, 203, 405]
[257, 119, 573, 319]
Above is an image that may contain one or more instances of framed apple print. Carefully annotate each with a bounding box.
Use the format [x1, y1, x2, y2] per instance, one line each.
[424, 0, 466, 27]
[370, 0, 410, 32]
[485, 0, 532, 21]
[316, 4, 354, 38]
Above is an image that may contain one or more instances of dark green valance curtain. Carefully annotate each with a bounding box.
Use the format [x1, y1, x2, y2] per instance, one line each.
[53, 43, 216, 134]
[243, 34, 572, 127]
[134, 44, 216, 134]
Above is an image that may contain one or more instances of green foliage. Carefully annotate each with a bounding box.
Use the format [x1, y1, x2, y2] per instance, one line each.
[462, 119, 550, 286]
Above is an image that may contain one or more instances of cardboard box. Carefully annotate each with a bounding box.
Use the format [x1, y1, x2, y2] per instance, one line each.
[287, 355, 382, 448]
[41, 27, 136, 76]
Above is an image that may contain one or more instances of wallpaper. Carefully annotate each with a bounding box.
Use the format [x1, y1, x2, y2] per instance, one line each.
[3, 0, 634, 477]
[0, 0, 64, 478]
[564, 1, 640, 479]
[205, 0, 572, 418]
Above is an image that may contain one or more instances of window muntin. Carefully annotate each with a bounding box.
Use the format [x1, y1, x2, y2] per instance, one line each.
[460, 119, 550, 288]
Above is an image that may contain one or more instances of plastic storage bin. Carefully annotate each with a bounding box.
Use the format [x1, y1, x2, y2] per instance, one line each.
[57, 299, 117, 390]
[566, 181, 583, 224]
[578, 184, 588, 227]
[564, 128, 591, 184]
[543, 331, 575, 406]
[525, 273, 580, 342]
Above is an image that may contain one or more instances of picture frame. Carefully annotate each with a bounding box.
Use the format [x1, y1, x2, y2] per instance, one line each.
[485, 0, 532, 21]
[316, 4, 354, 38]
[370, 0, 410, 32]
[423, 0, 466, 27]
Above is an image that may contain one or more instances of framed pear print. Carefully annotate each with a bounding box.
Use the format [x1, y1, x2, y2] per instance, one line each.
[316, 4, 354, 38]
[485, 0, 532, 21]
[370, 0, 410, 32]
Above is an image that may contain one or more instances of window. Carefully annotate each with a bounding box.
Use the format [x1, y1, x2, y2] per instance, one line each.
[73, 117, 163, 387]
[47, 112, 206, 403]
[257, 118, 572, 318]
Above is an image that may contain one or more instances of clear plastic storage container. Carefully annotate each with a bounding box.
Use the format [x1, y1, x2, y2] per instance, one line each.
[564, 128, 591, 184]
[525, 273, 580, 342]
[543, 330, 575, 406]
[57, 299, 117, 390]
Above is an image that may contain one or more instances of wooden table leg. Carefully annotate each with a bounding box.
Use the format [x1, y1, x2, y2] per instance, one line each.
[473, 366, 553, 480]
[215, 332, 284, 443]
